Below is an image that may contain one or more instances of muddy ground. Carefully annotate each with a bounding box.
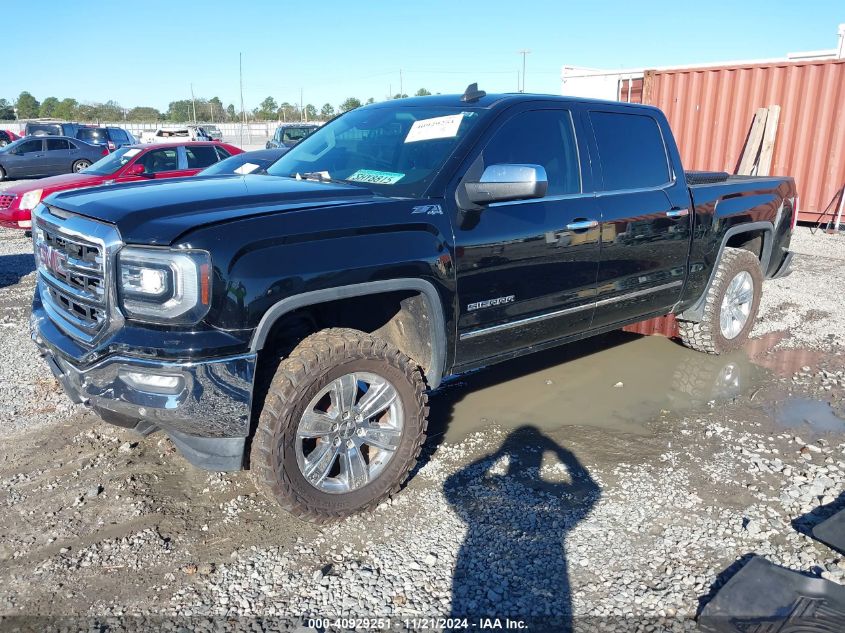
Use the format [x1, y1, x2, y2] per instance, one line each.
[1, 213, 844, 631]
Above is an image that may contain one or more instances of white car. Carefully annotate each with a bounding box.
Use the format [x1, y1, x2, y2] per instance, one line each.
[141, 126, 211, 144]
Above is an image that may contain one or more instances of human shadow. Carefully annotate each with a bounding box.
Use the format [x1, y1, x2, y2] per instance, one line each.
[444, 425, 601, 629]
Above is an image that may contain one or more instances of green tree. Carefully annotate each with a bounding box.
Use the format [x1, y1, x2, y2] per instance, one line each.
[208, 97, 224, 122]
[339, 97, 361, 113]
[166, 99, 194, 122]
[127, 107, 161, 122]
[226, 104, 237, 121]
[76, 103, 99, 122]
[366, 97, 375, 104]
[96, 100, 123, 121]
[415, 88, 432, 96]
[256, 96, 278, 120]
[277, 102, 300, 121]
[303, 104, 317, 121]
[0, 99, 14, 120]
[39, 97, 60, 118]
[393, 93, 408, 100]
[320, 103, 335, 119]
[16, 91, 39, 119]
[54, 98, 78, 121]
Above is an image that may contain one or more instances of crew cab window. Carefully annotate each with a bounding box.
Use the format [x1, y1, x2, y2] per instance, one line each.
[482, 110, 581, 196]
[17, 140, 43, 153]
[185, 145, 219, 168]
[590, 111, 670, 191]
[46, 139, 71, 151]
[109, 129, 128, 143]
[139, 148, 179, 173]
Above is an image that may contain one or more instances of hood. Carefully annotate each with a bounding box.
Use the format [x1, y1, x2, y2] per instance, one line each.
[5, 172, 109, 196]
[45, 175, 383, 245]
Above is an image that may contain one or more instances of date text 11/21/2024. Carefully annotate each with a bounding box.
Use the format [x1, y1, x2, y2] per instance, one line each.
[306, 617, 529, 629]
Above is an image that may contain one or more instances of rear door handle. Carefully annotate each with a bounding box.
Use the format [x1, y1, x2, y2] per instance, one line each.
[666, 208, 689, 218]
[565, 219, 599, 231]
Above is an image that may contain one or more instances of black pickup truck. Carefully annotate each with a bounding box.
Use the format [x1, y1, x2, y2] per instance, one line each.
[30, 86, 795, 521]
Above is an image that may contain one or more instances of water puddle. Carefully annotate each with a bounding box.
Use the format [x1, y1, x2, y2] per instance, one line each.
[768, 398, 845, 434]
[431, 333, 768, 443]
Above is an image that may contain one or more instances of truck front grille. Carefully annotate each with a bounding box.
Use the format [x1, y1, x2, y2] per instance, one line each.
[33, 206, 121, 345]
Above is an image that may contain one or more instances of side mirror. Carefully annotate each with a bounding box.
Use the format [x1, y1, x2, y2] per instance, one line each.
[125, 163, 148, 176]
[464, 164, 548, 205]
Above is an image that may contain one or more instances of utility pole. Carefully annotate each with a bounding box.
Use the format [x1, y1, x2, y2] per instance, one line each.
[239, 52, 247, 145]
[399, 69, 403, 98]
[190, 83, 198, 123]
[300, 88, 304, 122]
[518, 49, 531, 92]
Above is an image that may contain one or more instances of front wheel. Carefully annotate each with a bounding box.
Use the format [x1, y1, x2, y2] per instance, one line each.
[72, 160, 91, 172]
[678, 247, 763, 354]
[249, 328, 429, 522]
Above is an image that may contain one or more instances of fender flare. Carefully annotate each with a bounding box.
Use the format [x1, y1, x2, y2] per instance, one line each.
[678, 220, 774, 322]
[249, 278, 447, 388]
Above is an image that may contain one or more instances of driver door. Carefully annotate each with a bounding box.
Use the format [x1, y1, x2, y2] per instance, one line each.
[451, 106, 601, 367]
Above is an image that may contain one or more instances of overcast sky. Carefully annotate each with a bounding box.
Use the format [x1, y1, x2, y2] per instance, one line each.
[5, 0, 843, 112]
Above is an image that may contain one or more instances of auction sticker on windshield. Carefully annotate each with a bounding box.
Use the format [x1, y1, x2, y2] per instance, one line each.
[404, 113, 464, 143]
[347, 169, 405, 185]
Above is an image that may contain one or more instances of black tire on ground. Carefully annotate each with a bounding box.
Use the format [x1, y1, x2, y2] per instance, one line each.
[678, 247, 763, 354]
[249, 327, 429, 522]
[72, 160, 91, 172]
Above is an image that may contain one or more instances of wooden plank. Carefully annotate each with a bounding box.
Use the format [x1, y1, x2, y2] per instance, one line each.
[756, 104, 781, 176]
[737, 107, 768, 175]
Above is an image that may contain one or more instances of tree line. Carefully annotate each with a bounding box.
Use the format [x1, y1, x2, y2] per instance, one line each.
[0, 88, 434, 123]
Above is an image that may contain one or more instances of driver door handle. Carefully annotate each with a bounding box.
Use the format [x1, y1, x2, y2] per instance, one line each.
[565, 219, 599, 231]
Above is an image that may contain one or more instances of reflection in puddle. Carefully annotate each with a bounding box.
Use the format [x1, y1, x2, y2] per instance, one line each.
[770, 398, 845, 434]
[434, 334, 768, 443]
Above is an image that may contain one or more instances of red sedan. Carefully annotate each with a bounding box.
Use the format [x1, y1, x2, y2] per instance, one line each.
[0, 141, 242, 229]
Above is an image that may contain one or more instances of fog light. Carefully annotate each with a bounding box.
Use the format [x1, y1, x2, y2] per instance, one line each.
[120, 370, 183, 394]
[18, 220, 32, 229]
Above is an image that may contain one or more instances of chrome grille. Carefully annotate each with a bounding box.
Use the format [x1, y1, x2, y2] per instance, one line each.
[33, 206, 121, 345]
[0, 194, 15, 210]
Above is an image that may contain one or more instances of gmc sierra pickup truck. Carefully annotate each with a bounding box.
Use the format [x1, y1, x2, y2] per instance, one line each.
[30, 85, 795, 521]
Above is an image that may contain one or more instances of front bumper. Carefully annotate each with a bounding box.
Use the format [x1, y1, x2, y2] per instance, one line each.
[31, 308, 256, 471]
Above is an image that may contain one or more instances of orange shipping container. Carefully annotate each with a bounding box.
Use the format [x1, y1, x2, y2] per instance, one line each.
[642, 59, 845, 225]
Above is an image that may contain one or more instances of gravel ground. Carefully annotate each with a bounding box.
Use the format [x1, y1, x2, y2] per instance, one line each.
[1, 196, 844, 630]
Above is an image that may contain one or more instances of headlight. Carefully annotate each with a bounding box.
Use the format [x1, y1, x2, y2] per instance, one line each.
[117, 247, 212, 324]
[19, 189, 43, 211]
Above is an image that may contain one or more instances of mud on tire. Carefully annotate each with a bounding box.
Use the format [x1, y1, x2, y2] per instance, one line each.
[678, 247, 763, 355]
[249, 328, 429, 522]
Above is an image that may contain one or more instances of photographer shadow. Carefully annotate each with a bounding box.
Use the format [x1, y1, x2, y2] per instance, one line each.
[443, 425, 600, 629]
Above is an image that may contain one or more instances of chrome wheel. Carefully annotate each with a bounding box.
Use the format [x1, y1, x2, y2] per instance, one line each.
[295, 371, 404, 494]
[73, 160, 91, 172]
[719, 271, 754, 339]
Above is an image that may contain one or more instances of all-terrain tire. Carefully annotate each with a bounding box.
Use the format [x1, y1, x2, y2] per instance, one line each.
[249, 328, 428, 522]
[678, 247, 763, 354]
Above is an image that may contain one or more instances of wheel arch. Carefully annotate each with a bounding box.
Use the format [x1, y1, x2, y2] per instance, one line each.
[250, 278, 447, 388]
[678, 220, 774, 322]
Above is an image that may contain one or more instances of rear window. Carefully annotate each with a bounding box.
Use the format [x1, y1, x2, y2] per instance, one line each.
[185, 145, 219, 168]
[215, 145, 231, 160]
[108, 129, 128, 143]
[590, 111, 670, 191]
[282, 127, 314, 143]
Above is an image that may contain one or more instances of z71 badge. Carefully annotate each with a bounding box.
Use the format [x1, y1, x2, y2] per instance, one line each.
[467, 295, 515, 311]
[411, 204, 443, 216]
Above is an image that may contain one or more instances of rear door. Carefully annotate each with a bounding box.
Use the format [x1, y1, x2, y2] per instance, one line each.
[45, 138, 75, 174]
[5, 139, 46, 177]
[586, 107, 691, 329]
[183, 144, 222, 174]
[452, 105, 602, 365]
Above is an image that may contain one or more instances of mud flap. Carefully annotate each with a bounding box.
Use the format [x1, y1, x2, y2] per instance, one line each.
[814, 509, 845, 555]
[698, 556, 845, 631]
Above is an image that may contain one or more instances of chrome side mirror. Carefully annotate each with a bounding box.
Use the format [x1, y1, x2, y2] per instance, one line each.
[465, 164, 548, 205]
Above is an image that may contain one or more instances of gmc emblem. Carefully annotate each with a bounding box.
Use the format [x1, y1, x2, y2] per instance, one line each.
[38, 243, 67, 276]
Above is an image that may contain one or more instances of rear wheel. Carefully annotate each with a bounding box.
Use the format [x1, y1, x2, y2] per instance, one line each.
[249, 328, 428, 522]
[0, 139, 8, 147]
[678, 247, 763, 354]
[72, 160, 91, 172]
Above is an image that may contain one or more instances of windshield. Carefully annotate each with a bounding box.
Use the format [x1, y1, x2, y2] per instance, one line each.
[82, 147, 143, 175]
[200, 154, 275, 176]
[266, 106, 483, 197]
